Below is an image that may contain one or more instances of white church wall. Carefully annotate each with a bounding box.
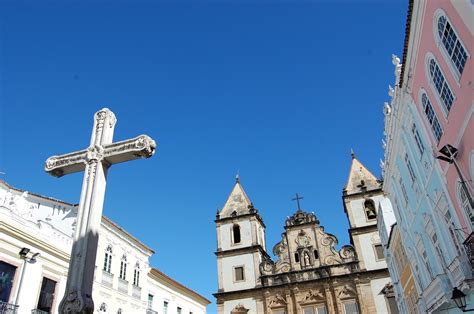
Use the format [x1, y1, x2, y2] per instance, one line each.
[220, 219, 253, 251]
[356, 232, 387, 271]
[348, 194, 384, 228]
[221, 254, 256, 291]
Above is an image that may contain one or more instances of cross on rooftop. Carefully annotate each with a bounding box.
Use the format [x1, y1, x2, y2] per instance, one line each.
[292, 193, 304, 211]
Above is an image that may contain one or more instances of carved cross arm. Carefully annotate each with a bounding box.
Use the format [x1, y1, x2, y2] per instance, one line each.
[102, 135, 156, 165]
[45, 150, 88, 177]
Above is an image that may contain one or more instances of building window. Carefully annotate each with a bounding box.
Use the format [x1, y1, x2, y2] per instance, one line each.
[303, 304, 327, 314]
[294, 252, 300, 263]
[36, 277, 56, 313]
[437, 14, 468, 75]
[232, 224, 241, 244]
[343, 300, 359, 314]
[0, 261, 17, 303]
[405, 154, 416, 183]
[103, 245, 113, 273]
[459, 184, 474, 224]
[411, 123, 424, 155]
[133, 262, 140, 286]
[272, 309, 286, 314]
[119, 255, 127, 280]
[177, 307, 182, 314]
[428, 58, 455, 113]
[163, 301, 168, 314]
[421, 248, 433, 279]
[399, 178, 408, 205]
[364, 199, 377, 220]
[234, 266, 244, 281]
[147, 294, 154, 309]
[444, 209, 463, 256]
[421, 93, 443, 143]
[374, 244, 385, 260]
[117, 308, 122, 314]
[314, 250, 319, 259]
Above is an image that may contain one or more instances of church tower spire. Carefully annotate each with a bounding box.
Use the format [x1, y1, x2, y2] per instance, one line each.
[342, 154, 386, 272]
[214, 177, 268, 313]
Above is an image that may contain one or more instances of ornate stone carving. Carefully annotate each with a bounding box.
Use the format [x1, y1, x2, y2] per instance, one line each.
[267, 294, 287, 307]
[285, 210, 319, 227]
[300, 289, 325, 303]
[59, 290, 94, 314]
[338, 285, 357, 299]
[231, 304, 249, 314]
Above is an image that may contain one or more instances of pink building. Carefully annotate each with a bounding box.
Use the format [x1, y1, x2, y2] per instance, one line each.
[403, 0, 473, 236]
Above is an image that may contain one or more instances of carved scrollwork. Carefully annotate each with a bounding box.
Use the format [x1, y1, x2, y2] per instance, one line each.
[339, 245, 356, 261]
[59, 290, 94, 314]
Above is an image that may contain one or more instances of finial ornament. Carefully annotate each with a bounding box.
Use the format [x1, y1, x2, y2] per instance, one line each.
[235, 173, 240, 183]
[388, 85, 394, 97]
[351, 149, 356, 159]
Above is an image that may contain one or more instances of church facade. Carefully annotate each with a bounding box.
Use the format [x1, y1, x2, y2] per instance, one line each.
[214, 156, 395, 314]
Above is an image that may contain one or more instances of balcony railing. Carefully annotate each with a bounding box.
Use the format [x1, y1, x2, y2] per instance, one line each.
[132, 285, 141, 299]
[118, 278, 128, 294]
[31, 309, 49, 314]
[102, 270, 114, 287]
[146, 309, 158, 314]
[0, 301, 18, 314]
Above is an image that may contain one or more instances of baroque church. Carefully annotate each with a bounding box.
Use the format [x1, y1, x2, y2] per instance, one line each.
[214, 155, 395, 314]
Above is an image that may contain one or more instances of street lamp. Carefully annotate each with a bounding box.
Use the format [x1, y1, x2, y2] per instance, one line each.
[451, 287, 474, 312]
[436, 144, 474, 209]
[13, 247, 40, 308]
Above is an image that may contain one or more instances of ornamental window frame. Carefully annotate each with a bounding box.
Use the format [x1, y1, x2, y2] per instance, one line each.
[411, 123, 425, 156]
[457, 183, 474, 225]
[425, 54, 456, 116]
[119, 254, 127, 281]
[103, 245, 113, 273]
[419, 90, 444, 144]
[433, 9, 469, 80]
[133, 262, 140, 286]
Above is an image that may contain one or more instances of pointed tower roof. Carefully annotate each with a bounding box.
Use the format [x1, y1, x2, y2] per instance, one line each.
[219, 176, 253, 218]
[344, 151, 381, 195]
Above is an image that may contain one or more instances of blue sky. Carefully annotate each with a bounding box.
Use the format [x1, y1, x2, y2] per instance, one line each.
[0, 0, 407, 311]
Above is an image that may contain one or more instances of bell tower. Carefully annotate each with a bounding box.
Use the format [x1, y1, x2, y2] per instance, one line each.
[214, 176, 268, 313]
[342, 152, 387, 271]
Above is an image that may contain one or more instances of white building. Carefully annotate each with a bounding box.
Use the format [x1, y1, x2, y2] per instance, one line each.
[0, 179, 210, 314]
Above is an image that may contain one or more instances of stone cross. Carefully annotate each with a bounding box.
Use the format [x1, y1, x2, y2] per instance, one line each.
[44, 108, 156, 313]
[292, 193, 304, 211]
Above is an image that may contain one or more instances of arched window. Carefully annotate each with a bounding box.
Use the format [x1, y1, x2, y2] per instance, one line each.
[119, 255, 127, 280]
[133, 262, 140, 286]
[421, 92, 443, 143]
[364, 199, 377, 220]
[428, 58, 454, 113]
[103, 245, 112, 273]
[232, 224, 241, 244]
[437, 14, 468, 75]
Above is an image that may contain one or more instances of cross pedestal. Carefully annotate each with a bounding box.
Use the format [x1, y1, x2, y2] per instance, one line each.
[44, 108, 156, 314]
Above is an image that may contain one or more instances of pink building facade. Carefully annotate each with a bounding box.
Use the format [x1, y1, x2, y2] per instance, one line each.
[406, 0, 473, 233]
[380, 0, 473, 312]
